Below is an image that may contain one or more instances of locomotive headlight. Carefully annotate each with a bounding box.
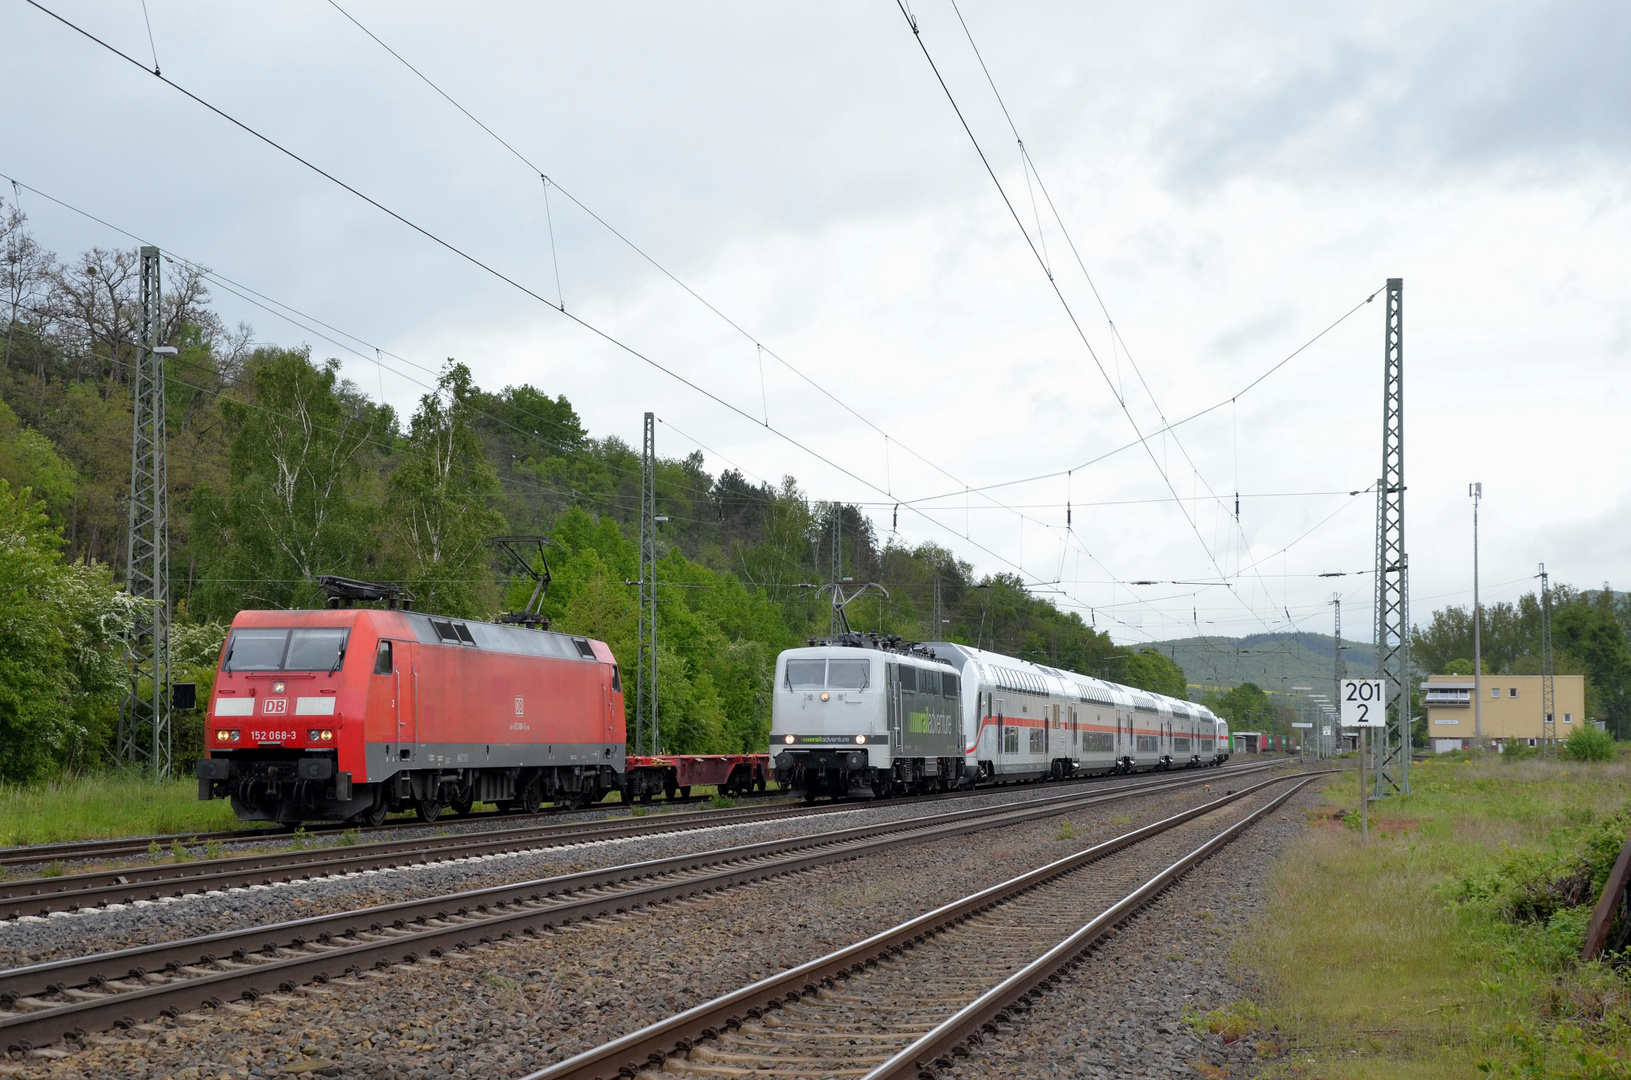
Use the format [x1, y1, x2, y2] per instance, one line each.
[215, 729, 232, 743]
[854, 735, 866, 745]
[820, 692, 829, 702]
[231, 729, 240, 742]
[784, 734, 795, 744]
[309, 728, 334, 742]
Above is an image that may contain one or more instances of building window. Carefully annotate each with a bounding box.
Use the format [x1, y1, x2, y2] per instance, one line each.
[1509, 687, 1517, 698]
[1565, 713, 1573, 724]
[1492, 687, 1501, 699]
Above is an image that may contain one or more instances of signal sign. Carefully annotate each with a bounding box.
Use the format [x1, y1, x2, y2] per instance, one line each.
[1341, 679, 1387, 727]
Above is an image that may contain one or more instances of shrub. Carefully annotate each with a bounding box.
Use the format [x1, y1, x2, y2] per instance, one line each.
[1564, 726, 1615, 763]
[1502, 740, 1537, 762]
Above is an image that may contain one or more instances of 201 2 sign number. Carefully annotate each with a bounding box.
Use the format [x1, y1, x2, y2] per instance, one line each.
[1340, 679, 1386, 727]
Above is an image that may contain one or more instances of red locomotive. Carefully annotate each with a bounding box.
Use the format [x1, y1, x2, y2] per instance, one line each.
[195, 605, 626, 825]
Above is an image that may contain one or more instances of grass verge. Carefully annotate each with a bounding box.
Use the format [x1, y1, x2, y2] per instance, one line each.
[0, 773, 244, 846]
[1228, 755, 1631, 1078]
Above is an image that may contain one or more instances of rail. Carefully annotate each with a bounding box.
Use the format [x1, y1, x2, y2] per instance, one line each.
[0, 763, 1285, 1051]
[519, 771, 1320, 1080]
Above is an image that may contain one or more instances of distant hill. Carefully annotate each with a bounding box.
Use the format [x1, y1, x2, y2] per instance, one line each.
[1138, 633, 1377, 700]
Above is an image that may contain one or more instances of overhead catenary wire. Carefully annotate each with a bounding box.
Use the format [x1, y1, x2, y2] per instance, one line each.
[312, 0, 1337, 646]
[316, 0, 1193, 622]
[891, 0, 1300, 637]
[903, 2, 1389, 638]
[23, 2, 1370, 643]
[18, 6, 1214, 641]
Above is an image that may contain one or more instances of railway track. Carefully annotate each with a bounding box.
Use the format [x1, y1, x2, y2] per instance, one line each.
[520, 770, 1321, 1080]
[0, 788, 791, 870]
[0, 762, 1286, 1052]
[0, 762, 1269, 920]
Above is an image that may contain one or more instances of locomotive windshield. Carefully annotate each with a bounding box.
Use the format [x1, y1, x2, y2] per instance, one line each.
[783, 657, 871, 690]
[223, 627, 351, 672]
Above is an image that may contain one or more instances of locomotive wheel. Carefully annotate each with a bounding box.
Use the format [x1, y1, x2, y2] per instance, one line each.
[639, 789, 654, 804]
[361, 797, 388, 828]
[802, 788, 818, 804]
[415, 797, 443, 823]
[451, 795, 474, 816]
[519, 779, 542, 815]
[494, 800, 515, 813]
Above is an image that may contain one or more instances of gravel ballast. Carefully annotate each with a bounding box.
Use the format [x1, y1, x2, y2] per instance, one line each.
[945, 783, 1321, 1080]
[1, 768, 1299, 1079]
[0, 772, 1253, 971]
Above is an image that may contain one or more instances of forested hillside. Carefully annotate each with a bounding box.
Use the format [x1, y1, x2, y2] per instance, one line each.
[0, 200, 1192, 781]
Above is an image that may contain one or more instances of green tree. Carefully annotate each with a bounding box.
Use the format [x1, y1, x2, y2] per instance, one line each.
[1119, 648, 1188, 699]
[0, 479, 129, 780]
[194, 348, 388, 617]
[389, 362, 505, 617]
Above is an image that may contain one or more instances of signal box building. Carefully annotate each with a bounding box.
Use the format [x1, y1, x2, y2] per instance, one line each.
[1421, 673, 1587, 753]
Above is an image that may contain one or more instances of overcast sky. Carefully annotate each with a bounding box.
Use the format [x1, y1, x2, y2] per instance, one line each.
[5, 0, 1628, 646]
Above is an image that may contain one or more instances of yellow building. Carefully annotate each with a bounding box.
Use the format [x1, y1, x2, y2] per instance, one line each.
[1421, 673, 1588, 753]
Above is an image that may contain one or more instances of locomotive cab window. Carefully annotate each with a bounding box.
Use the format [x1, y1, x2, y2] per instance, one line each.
[827, 660, 871, 690]
[373, 640, 393, 675]
[611, 665, 622, 692]
[917, 670, 940, 696]
[942, 673, 959, 699]
[785, 659, 826, 690]
[223, 628, 289, 672]
[284, 628, 349, 671]
[223, 627, 349, 672]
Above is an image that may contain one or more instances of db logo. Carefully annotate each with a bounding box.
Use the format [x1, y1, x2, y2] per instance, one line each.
[263, 698, 287, 715]
[514, 696, 525, 716]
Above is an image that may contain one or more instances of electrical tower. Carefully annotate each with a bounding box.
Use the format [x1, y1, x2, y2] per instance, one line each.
[932, 575, 943, 638]
[1539, 562, 1557, 759]
[1331, 594, 1345, 757]
[117, 246, 172, 777]
[1372, 277, 1410, 797]
[635, 412, 658, 756]
[830, 505, 844, 637]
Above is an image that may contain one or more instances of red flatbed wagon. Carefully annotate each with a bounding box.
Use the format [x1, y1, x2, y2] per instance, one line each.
[622, 754, 773, 802]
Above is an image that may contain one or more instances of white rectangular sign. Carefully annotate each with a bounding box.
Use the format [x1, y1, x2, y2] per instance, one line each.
[1291, 722, 1312, 729]
[1341, 679, 1388, 727]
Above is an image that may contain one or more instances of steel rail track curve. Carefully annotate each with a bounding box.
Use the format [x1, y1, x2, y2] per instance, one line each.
[0, 762, 1269, 920]
[518, 771, 1323, 1080]
[0, 764, 1284, 1052]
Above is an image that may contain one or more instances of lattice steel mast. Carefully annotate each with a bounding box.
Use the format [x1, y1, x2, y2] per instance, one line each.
[1540, 562, 1557, 759]
[1331, 594, 1345, 756]
[635, 412, 659, 755]
[118, 246, 172, 777]
[830, 504, 843, 637]
[1373, 277, 1409, 796]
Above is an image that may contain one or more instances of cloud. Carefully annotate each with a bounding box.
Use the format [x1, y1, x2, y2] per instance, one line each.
[1162, 2, 1631, 191]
